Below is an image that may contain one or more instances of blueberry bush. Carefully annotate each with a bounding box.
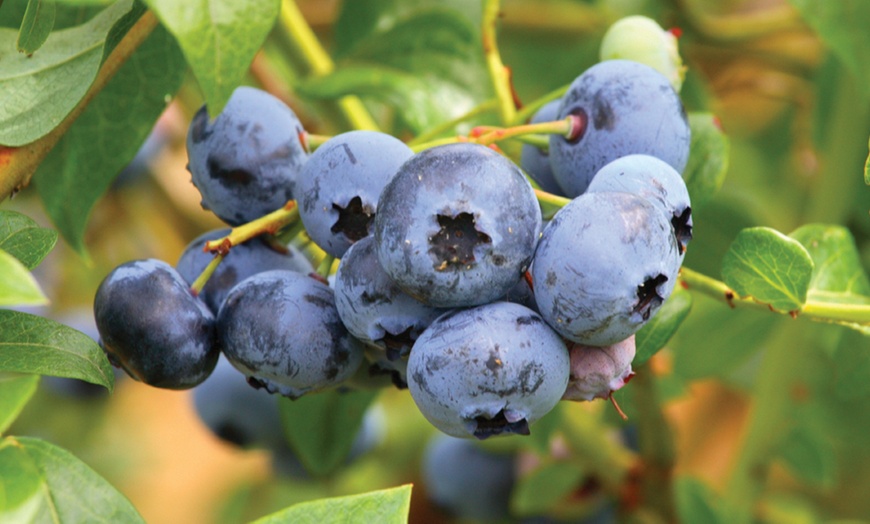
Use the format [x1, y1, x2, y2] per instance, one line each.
[1, 0, 869, 522]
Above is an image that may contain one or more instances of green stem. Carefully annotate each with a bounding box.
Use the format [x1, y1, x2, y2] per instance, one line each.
[534, 188, 571, 208]
[631, 363, 678, 523]
[474, 117, 574, 146]
[278, 0, 379, 131]
[679, 267, 870, 326]
[408, 99, 499, 146]
[482, 0, 516, 124]
[190, 254, 224, 295]
[410, 136, 466, 153]
[316, 254, 335, 279]
[511, 84, 569, 125]
[204, 201, 299, 254]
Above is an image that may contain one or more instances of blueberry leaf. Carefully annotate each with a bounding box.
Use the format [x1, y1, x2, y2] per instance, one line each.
[510, 461, 584, 517]
[0, 250, 47, 307]
[0, 374, 40, 434]
[0, 0, 137, 146]
[789, 224, 870, 304]
[0, 438, 44, 521]
[683, 112, 729, 209]
[787, 0, 870, 100]
[277, 389, 379, 477]
[143, 0, 279, 115]
[251, 484, 412, 524]
[0, 310, 113, 390]
[635, 286, 693, 366]
[4, 436, 145, 523]
[16, 0, 56, 55]
[721, 227, 814, 313]
[0, 210, 58, 270]
[34, 23, 186, 256]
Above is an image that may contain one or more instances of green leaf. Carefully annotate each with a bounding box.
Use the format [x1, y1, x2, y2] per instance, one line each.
[721, 227, 814, 313]
[635, 286, 693, 366]
[251, 484, 412, 524]
[777, 426, 836, 488]
[511, 461, 584, 516]
[297, 65, 464, 133]
[0, 438, 43, 521]
[0, 250, 47, 306]
[0, 0, 136, 146]
[865, 135, 869, 185]
[333, 5, 491, 133]
[790, 224, 870, 304]
[0, 374, 40, 434]
[12, 436, 145, 523]
[16, 0, 56, 54]
[0, 309, 113, 390]
[143, 0, 279, 115]
[787, 0, 870, 100]
[0, 210, 58, 270]
[278, 389, 379, 477]
[35, 22, 186, 255]
[676, 477, 726, 524]
[683, 112, 729, 208]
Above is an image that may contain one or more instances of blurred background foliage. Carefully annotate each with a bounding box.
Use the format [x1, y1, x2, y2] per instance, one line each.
[3, 0, 870, 522]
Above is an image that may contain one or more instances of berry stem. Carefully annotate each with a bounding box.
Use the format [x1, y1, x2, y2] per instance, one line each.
[190, 254, 224, 295]
[277, 0, 379, 131]
[315, 254, 335, 279]
[534, 188, 571, 208]
[679, 267, 870, 326]
[472, 117, 575, 146]
[204, 201, 300, 255]
[511, 83, 569, 125]
[482, 0, 517, 124]
[408, 99, 500, 147]
[0, 11, 158, 200]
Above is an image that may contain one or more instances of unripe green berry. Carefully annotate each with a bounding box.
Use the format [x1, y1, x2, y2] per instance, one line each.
[599, 15, 686, 92]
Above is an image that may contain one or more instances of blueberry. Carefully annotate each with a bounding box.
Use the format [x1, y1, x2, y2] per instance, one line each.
[187, 86, 308, 225]
[407, 302, 569, 439]
[422, 434, 515, 521]
[296, 130, 414, 257]
[374, 143, 542, 308]
[176, 228, 314, 314]
[599, 15, 686, 92]
[217, 270, 364, 399]
[549, 60, 690, 197]
[587, 154, 692, 255]
[520, 100, 565, 195]
[334, 236, 447, 361]
[94, 259, 218, 389]
[531, 192, 680, 346]
[562, 335, 636, 401]
[192, 355, 284, 448]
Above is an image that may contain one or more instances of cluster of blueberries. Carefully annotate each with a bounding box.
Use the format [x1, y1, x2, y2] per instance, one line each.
[94, 58, 692, 444]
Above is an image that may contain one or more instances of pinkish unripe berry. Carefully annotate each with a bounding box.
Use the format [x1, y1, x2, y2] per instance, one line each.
[562, 335, 636, 401]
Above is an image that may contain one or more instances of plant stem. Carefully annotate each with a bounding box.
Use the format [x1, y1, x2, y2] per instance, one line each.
[316, 254, 335, 280]
[631, 363, 678, 523]
[473, 117, 574, 146]
[534, 188, 571, 208]
[679, 267, 870, 326]
[190, 254, 224, 295]
[511, 83, 569, 125]
[408, 99, 500, 146]
[0, 10, 158, 200]
[278, 0, 379, 131]
[204, 201, 299, 254]
[482, 0, 517, 124]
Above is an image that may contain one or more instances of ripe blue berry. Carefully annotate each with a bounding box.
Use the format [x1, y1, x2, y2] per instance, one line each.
[334, 236, 447, 361]
[94, 259, 218, 389]
[532, 192, 680, 346]
[176, 228, 314, 314]
[192, 356, 284, 448]
[217, 270, 364, 399]
[407, 302, 569, 439]
[587, 154, 692, 255]
[549, 60, 690, 197]
[374, 143, 542, 308]
[296, 130, 414, 258]
[187, 86, 308, 225]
